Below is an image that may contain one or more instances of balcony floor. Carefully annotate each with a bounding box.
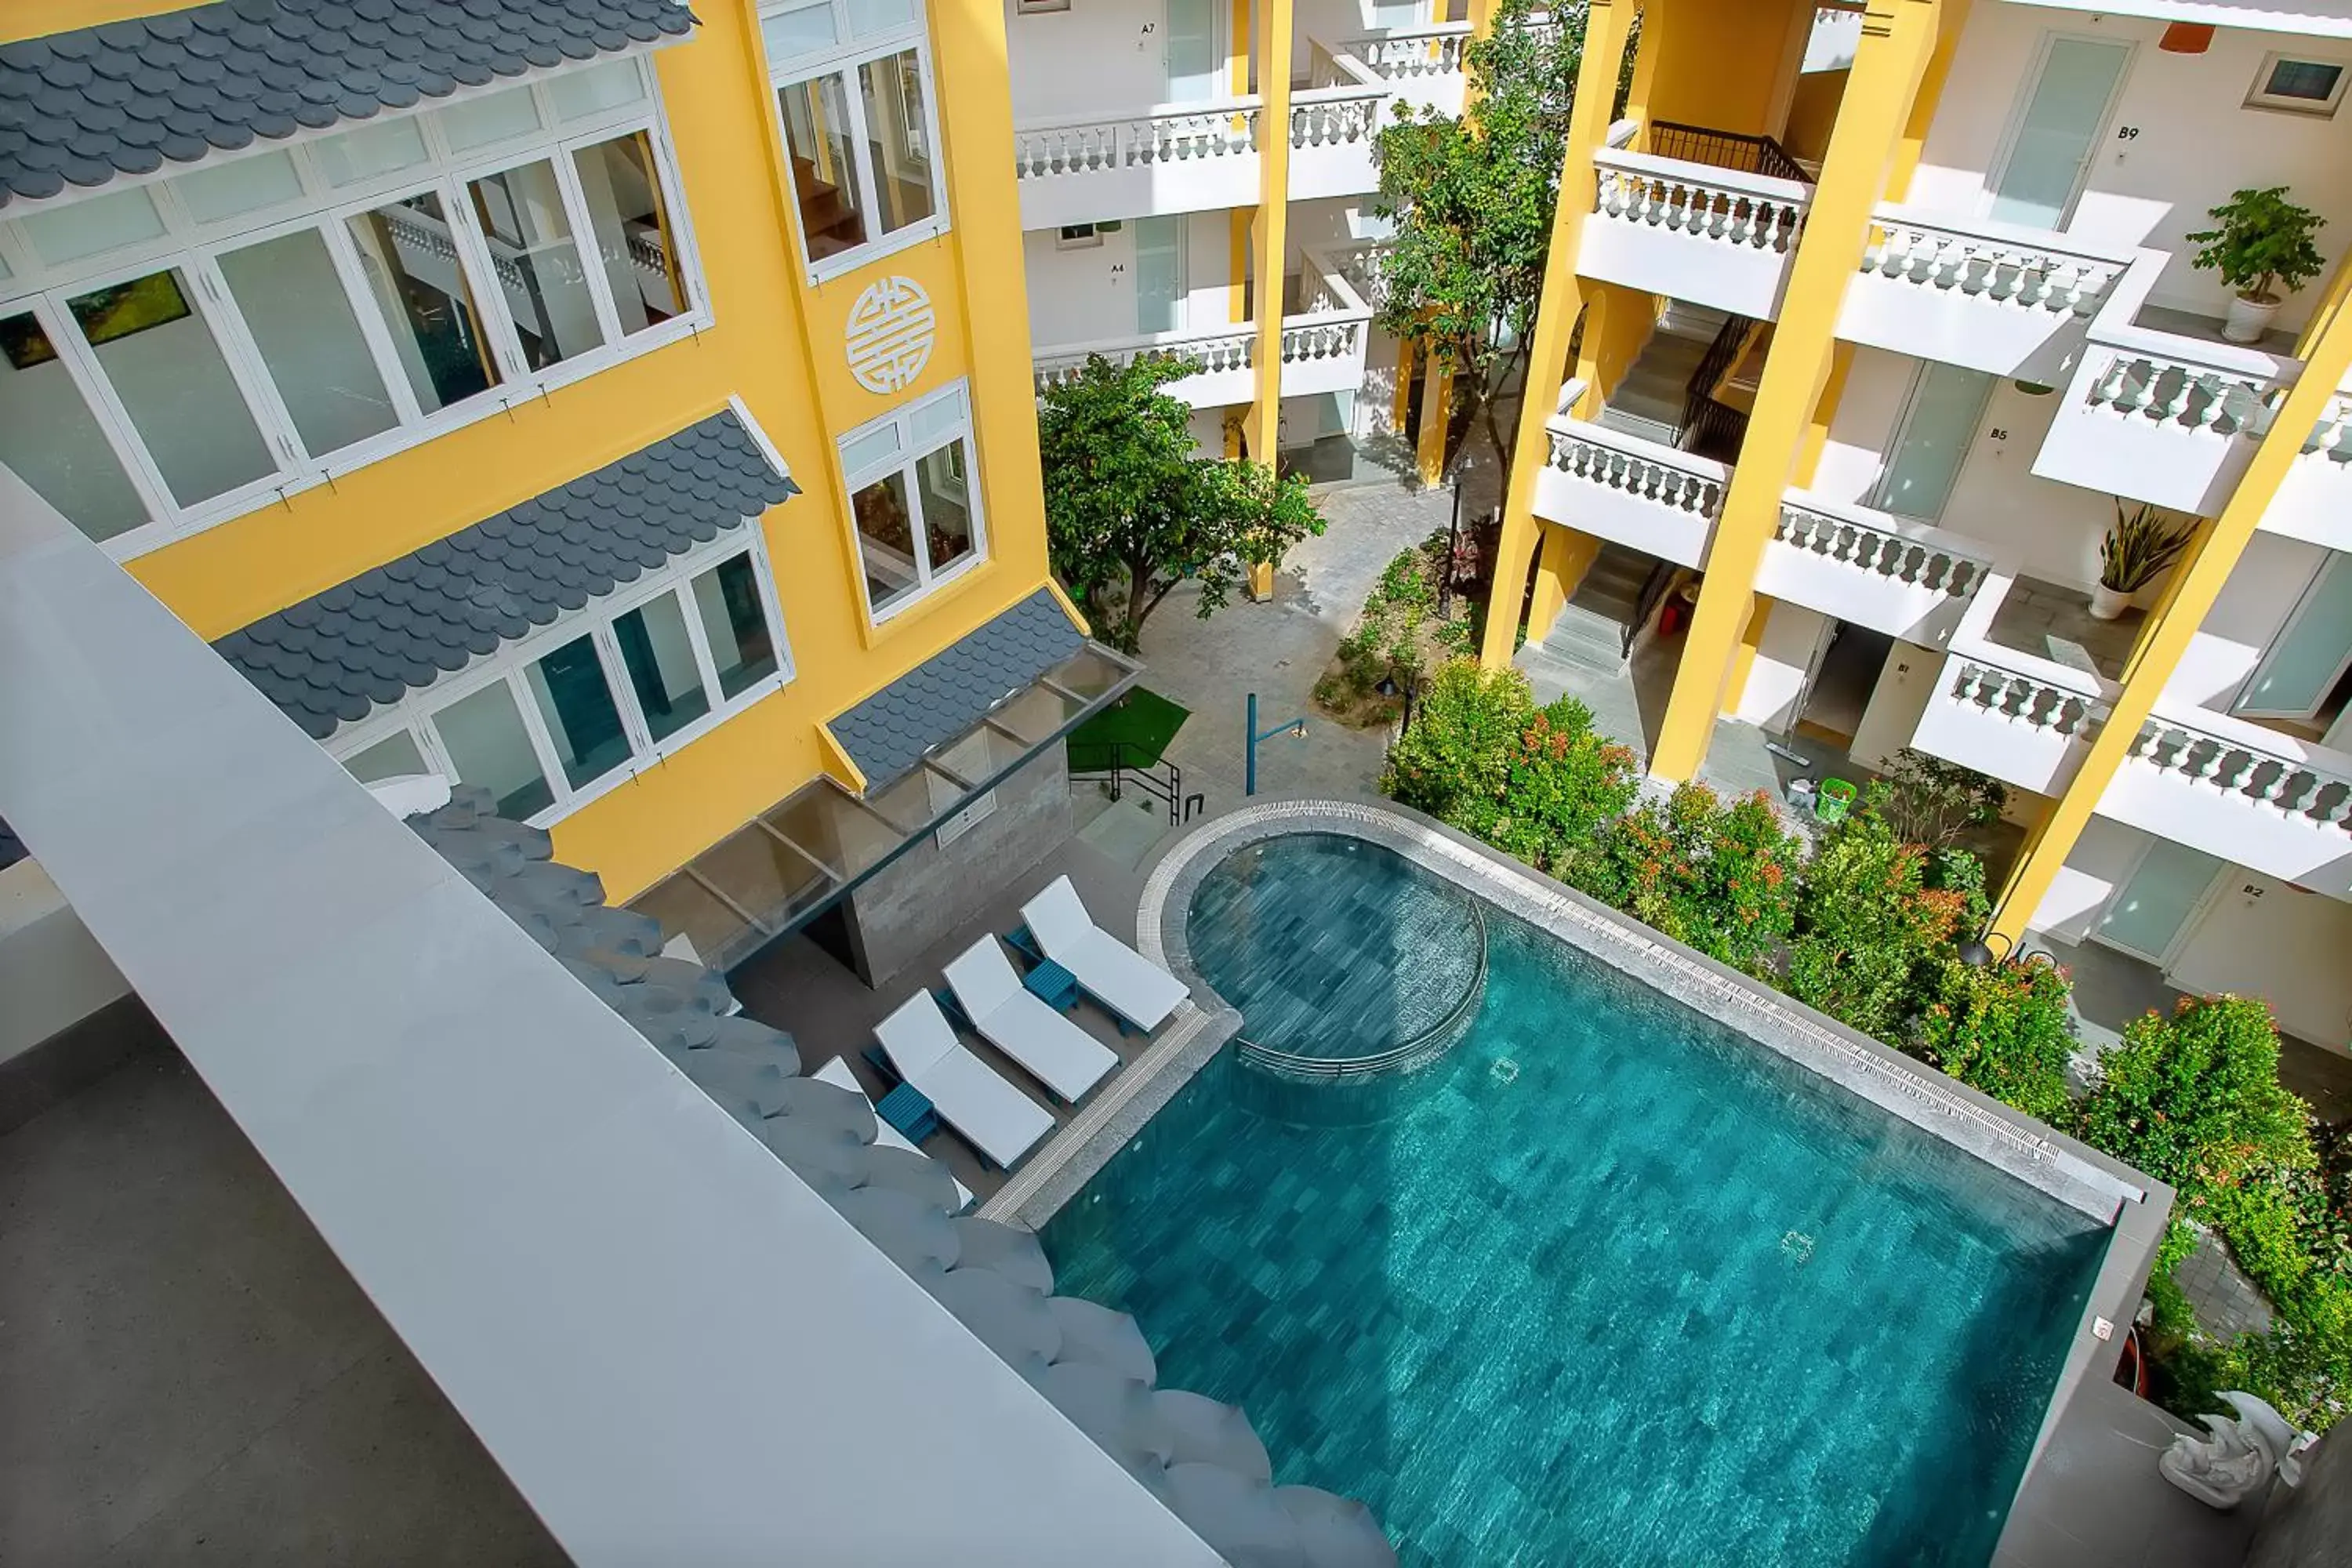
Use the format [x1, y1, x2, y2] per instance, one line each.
[0, 1004, 562, 1566]
[1987, 575, 2143, 684]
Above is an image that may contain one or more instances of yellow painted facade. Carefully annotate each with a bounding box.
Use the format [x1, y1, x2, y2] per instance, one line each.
[9, 0, 1062, 902]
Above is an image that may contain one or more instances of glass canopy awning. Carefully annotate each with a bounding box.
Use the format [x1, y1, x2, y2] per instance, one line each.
[628, 643, 1140, 973]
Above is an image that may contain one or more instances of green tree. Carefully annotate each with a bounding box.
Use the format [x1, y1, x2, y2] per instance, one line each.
[1570, 783, 1802, 977]
[1369, 0, 1593, 488]
[1381, 659, 1538, 822]
[1037, 354, 1324, 652]
[2076, 995, 2314, 1204]
[1482, 698, 1639, 878]
[1784, 787, 1977, 1040]
[1914, 955, 2075, 1123]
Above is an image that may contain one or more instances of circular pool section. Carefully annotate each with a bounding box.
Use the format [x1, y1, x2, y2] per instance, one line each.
[1185, 833, 1486, 1078]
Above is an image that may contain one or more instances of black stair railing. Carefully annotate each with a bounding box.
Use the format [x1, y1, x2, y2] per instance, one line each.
[1624, 560, 1679, 658]
[1646, 121, 1813, 186]
[1679, 314, 1755, 462]
[1067, 740, 1203, 827]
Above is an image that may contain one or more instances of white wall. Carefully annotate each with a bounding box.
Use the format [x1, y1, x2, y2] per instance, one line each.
[2031, 813, 2154, 942]
[2170, 870, 2352, 1047]
[1023, 216, 1236, 348]
[1912, 9, 2352, 332]
[1850, 638, 1942, 769]
[1735, 600, 1830, 730]
[1004, 0, 1206, 122]
[2169, 532, 2327, 710]
[1813, 347, 2111, 588]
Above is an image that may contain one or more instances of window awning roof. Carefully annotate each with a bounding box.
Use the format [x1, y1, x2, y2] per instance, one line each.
[214, 408, 797, 739]
[0, 0, 695, 209]
[633, 630, 1141, 973]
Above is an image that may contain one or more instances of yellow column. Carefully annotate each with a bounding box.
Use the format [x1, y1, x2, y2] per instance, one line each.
[1526, 524, 1599, 641]
[1247, 0, 1296, 463]
[1646, 0, 1942, 779]
[1477, 0, 1641, 667]
[1987, 299, 2352, 945]
[1415, 358, 1453, 485]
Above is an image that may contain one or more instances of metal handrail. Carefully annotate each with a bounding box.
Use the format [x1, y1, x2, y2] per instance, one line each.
[1646, 120, 1812, 186]
[1680, 313, 1755, 459]
[1236, 898, 1487, 1079]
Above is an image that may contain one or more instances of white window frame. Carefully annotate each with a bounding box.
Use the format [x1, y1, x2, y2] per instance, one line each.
[758, 1, 950, 282]
[839, 380, 988, 625]
[325, 528, 793, 829]
[2245, 51, 2350, 117]
[0, 58, 712, 563]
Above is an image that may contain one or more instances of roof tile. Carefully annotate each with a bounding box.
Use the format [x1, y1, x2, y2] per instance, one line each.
[0, 0, 693, 206]
[216, 410, 798, 740]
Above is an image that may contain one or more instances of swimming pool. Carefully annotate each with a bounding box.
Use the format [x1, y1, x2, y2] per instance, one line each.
[1042, 826, 2118, 1566]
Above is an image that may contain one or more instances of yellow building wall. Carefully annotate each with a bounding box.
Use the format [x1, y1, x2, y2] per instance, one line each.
[1642, 0, 1809, 137]
[24, 0, 1055, 902]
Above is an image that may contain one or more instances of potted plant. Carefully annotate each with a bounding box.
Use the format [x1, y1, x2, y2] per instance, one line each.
[2185, 187, 2327, 344]
[2094, 501, 2196, 619]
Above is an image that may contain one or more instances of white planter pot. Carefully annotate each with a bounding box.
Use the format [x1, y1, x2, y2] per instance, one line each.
[2089, 584, 2132, 620]
[2223, 292, 2281, 346]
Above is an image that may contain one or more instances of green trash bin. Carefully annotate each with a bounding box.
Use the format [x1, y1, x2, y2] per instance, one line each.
[1814, 778, 1857, 825]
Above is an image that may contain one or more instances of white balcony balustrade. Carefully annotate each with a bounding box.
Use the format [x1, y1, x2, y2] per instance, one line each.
[1337, 23, 1472, 114]
[1577, 124, 1814, 321]
[2031, 255, 2299, 517]
[1758, 492, 1991, 647]
[1910, 651, 2109, 797]
[1012, 100, 1263, 230]
[1532, 401, 1725, 568]
[1030, 249, 1372, 408]
[1288, 45, 1388, 201]
[2097, 708, 2352, 898]
[2259, 384, 2352, 551]
[1835, 205, 2136, 380]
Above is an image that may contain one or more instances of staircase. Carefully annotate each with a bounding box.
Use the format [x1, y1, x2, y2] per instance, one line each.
[1536, 542, 1657, 673]
[1593, 303, 1732, 448]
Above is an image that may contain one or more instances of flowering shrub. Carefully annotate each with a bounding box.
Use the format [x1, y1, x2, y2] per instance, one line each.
[1570, 783, 1801, 977]
[1784, 787, 1979, 1040]
[2076, 995, 2314, 1202]
[1915, 953, 2074, 1123]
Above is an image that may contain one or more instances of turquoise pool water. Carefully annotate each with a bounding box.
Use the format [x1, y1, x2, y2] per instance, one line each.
[1043, 834, 2111, 1566]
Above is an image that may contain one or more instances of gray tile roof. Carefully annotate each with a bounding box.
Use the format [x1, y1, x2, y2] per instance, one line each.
[0, 0, 694, 208]
[829, 590, 1086, 788]
[216, 409, 796, 739]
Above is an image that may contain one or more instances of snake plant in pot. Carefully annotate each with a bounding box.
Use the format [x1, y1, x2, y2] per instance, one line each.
[2094, 501, 2196, 619]
[2185, 187, 2327, 345]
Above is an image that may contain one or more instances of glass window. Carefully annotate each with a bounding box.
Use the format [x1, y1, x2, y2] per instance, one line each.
[691, 555, 780, 698]
[217, 229, 401, 457]
[779, 74, 867, 260]
[858, 50, 934, 236]
[434, 681, 554, 818]
[467, 160, 601, 370]
[345, 191, 503, 414]
[615, 592, 712, 741]
[438, 85, 543, 152]
[2263, 57, 2344, 104]
[20, 187, 166, 267]
[572, 131, 684, 336]
[840, 386, 985, 619]
[548, 60, 648, 122]
[524, 634, 632, 789]
[67, 268, 276, 508]
[315, 117, 431, 187]
[851, 469, 919, 615]
[0, 310, 151, 542]
[175, 151, 303, 224]
[343, 730, 430, 783]
[761, 1, 840, 63]
[846, 0, 918, 36]
[914, 441, 974, 575]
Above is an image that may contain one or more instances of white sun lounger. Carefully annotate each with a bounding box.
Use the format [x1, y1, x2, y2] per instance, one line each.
[1021, 875, 1189, 1033]
[812, 1055, 972, 1209]
[944, 937, 1119, 1105]
[875, 992, 1054, 1171]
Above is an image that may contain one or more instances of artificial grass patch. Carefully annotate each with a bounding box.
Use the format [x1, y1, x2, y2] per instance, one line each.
[1067, 687, 1191, 769]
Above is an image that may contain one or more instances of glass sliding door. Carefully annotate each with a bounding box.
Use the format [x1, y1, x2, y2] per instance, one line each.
[1875, 365, 1993, 522]
[216, 229, 401, 458]
[1163, 0, 1219, 103]
[1134, 216, 1184, 336]
[1989, 37, 2130, 229]
[2096, 838, 2224, 963]
[65, 267, 278, 509]
[2237, 551, 2352, 720]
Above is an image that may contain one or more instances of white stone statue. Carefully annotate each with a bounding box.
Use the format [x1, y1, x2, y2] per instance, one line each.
[2158, 1391, 2314, 1511]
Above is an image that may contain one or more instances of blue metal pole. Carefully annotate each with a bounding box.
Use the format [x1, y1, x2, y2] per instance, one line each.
[1245, 691, 1258, 797]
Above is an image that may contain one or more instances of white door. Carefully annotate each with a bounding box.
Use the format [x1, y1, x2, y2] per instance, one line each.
[1987, 36, 2131, 229]
[2235, 550, 2352, 720]
[1849, 643, 1937, 770]
[2095, 838, 2226, 964]
[1875, 365, 1994, 522]
[1164, 0, 1220, 103]
[1134, 216, 1186, 336]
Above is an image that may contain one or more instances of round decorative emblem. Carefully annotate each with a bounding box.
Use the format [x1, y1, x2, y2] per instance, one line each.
[844, 275, 937, 395]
